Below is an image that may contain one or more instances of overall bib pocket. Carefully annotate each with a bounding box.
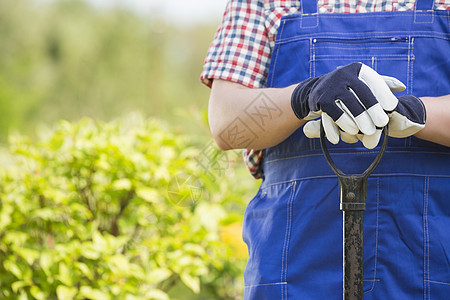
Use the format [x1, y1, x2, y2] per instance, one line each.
[310, 35, 414, 94]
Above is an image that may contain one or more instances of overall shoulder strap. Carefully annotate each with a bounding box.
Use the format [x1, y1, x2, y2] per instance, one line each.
[300, 0, 318, 28]
[415, 0, 435, 11]
[301, 0, 318, 14]
[414, 0, 435, 23]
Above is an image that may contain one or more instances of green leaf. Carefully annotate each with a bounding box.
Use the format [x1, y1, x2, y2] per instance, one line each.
[180, 273, 200, 294]
[147, 289, 169, 300]
[112, 178, 132, 190]
[103, 234, 128, 252]
[136, 187, 160, 203]
[147, 268, 172, 285]
[74, 262, 93, 280]
[56, 285, 77, 300]
[11, 281, 30, 293]
[14, 247, 40, 265]
[195, 202, 227, 232]
[3, 260, 23, 279]
[18, 290, 28, 300]
[31, 208, 57, 221]
[58, 263, 73, 286]
[79, 286, 110, 300]
[39, 252, 54, 277]
[182, 243, 206, 256]
[80, 243, 100, 260]
[0, 204, 13, 231]
[30, 286, 45, 300]
[92, 231, 108, 253]
[3, 231, 28, 246]
[69, 202, 93, 220]
[106, 254, 131, 276]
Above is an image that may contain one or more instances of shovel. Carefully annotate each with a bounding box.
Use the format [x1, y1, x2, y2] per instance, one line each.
[320, 124, 388, 300]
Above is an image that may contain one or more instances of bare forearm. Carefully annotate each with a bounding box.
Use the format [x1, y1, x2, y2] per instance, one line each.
[414, 94, 450, 147]
[209, 80, 304, 150]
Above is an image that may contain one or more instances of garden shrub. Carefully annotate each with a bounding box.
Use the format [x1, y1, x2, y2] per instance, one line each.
[0, 115, 257, 300]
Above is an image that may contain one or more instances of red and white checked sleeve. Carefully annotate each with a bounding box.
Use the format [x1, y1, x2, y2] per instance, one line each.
[200, 0, 271, 89]
[435, 0, 450, 10]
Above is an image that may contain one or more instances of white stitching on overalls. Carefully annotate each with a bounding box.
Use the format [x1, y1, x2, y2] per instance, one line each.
[407, 36, 412, 95]
[314, 55, 411, 59]
[425, 280, 450, 286]
[414, 10, 435, 24]
[245, 282, 288, 288]
[423, 176, 430, 299]
[309, 37, 313, 78]
[269, 20, 285, 87]
[316, 46, 409, 50]
[281, 181, 296, 299]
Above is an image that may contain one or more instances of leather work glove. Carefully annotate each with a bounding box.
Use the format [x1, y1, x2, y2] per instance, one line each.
[291, 62, 403, 145]
[303, 94, 427, 148]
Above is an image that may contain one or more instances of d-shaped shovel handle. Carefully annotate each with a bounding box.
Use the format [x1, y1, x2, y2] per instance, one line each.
[319, 125, 389, 180]
[319, 124, 388, 300]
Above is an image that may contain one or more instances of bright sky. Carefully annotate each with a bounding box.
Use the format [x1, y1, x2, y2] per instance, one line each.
[87, 0, 229, 25]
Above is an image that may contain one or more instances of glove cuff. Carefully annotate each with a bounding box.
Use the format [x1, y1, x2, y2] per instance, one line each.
[291, 77, 319, 120]
[396, 94, 427, 124]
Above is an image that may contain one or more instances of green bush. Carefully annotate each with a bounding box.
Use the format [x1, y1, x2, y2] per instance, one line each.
[0, 115, 257, 299]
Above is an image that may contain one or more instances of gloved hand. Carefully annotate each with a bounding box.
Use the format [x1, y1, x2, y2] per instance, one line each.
[291, 62, 403, 144]
[303, 94, 426, 148]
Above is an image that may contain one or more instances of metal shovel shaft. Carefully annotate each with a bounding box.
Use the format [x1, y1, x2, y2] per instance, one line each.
[339, 174, 367, 300]
[320, 125, 388, 300]
[343, 210, 363, 299]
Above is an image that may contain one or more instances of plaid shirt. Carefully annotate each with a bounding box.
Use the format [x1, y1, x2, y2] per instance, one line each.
[201, 0, 450, 179]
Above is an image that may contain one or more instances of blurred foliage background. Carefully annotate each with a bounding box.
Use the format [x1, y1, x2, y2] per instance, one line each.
[0, 0, 218, 139]
[0, 0, 259, 299]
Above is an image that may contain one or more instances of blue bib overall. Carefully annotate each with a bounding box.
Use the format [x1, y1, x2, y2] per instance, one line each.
[242, 1, 450, 299]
